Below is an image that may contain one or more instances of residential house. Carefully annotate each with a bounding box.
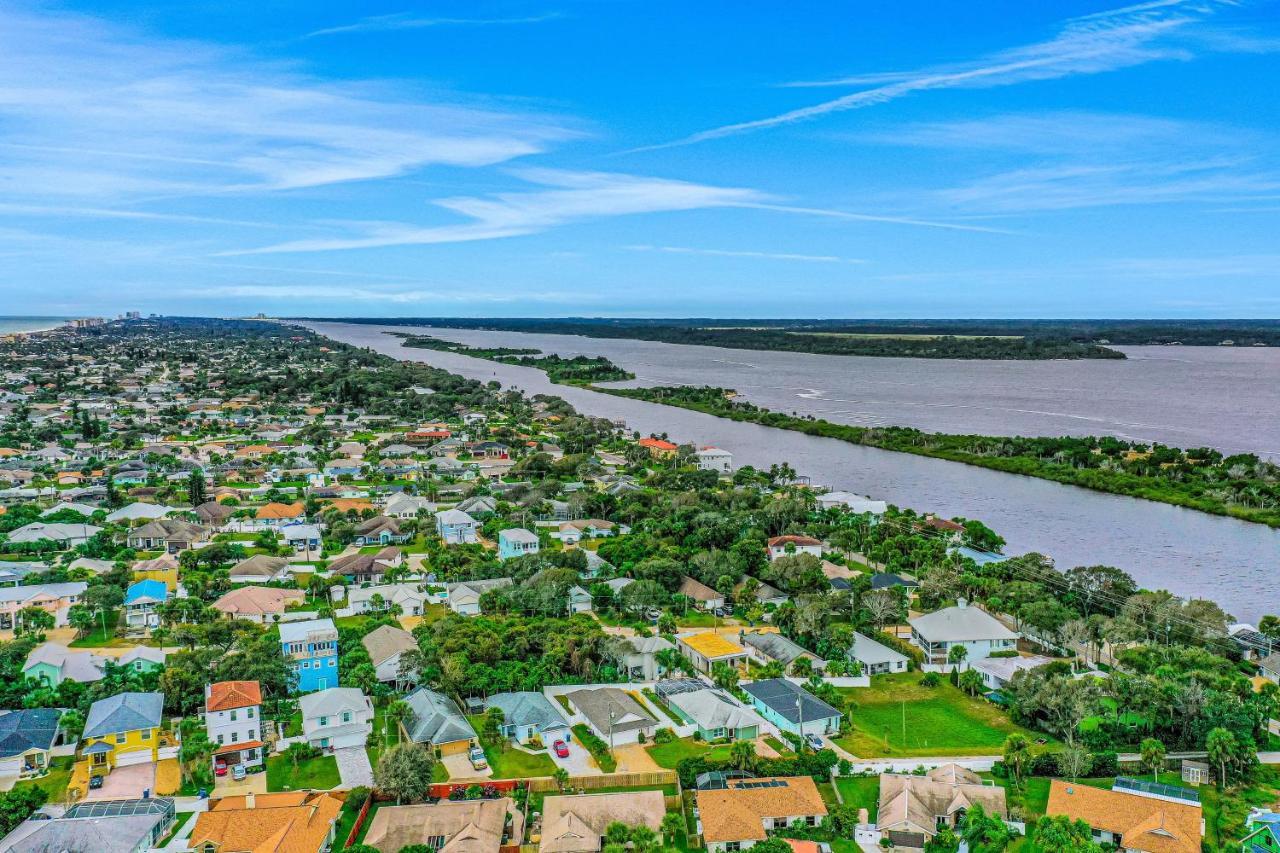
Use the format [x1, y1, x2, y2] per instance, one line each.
[741, 678, 842, 737]
[483, 692, 569, 745]
[558, 519, 623, 545]
[540, 791, 666, 853]
[383, 493, 436, 519]
[402, 688, 478, 756]
[364, 799, 523, 853]
[637, 437, 678, 458]
[696, 777, 828, 853]
[446, 578, 513, 616]
[436, 509, 479, 545]
[300, 687, 374, 750]
[0, 582, 86, 630]
[621, 635, 675, 681]
[123, 579, 167, 630]
[81, 692, 164, 772]
[250, 501, 306, 528]
[212, 585, 304, 624]
[498, 528, 540, 561]
[678, 632, 748, 675]
[132, 554, 180, 591]
[1243, 810, 1280, 853]
[189, 791, 343, 853]
[562, 687, 656, 746]
[348, 583, 430, 617]
[814, 491, 887, 514]
[118, 646, 166, 676]
[204, 681, 264, 773]
[280, 618, 339, 693]
[227, 554, 290, 584]
[353, 516, 411, 546]
[455, 495, 497, 516]
[0, 796, 175, 853]
[877, 765, 1009, 849]
[740, 631, 826, 674]
[678, 576, 724, 612]
[849, 632, 909, 676]
[1045, 778, 1202, 853]
[1258, 653, 1280, 684]
[105, 503, 178, 524]
[766, 535, 823, 561]
[125, 518, 207, 552]
[909, 599, 1020, 667]
[23, 642, 105, 686]
[971, 654, 1056, 691]
[7, 522, 101, 548]
[665, 687, 764, 742]
[361, 625, 418, 684]
[282, 522, 323, 554]
[0, 709, 63, 779]
[694, 447, 733, 474]
[193, 500, 236, 526]
[567, 585, 593, 614]
[328, 547, 403, 584]
[735, 577, 789, 609]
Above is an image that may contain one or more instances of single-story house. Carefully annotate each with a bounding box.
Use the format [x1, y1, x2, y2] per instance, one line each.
[562, 687, 657, 746]
[228, 554, 291, 584]
[281, 523, 323, 553]
[665, 688, 764, 742]
[741, 678, 842, 737]
[446, 578, 513, 616]
[0, 796, 175, 853]
[190, 791, 342, 853]
[740, 631, 826, 674]
[677, 632, 749, 675]
[328, 547, 403, 585]
[23, 642, 105, 686]
[352, 516, 411, 546]
[766, 535, 823, 561]
[696, 776, 828, 853]
[125, 518, 208, 552]
[971, 654, 1056, 691]
[877, 765, 1008, 849]
[677, 576, 724, 611]
[484, 692, 570, 745]
[1045, 778, 1201, 853]
[568, 585, 593, 614]
[402, 688, 478, 756]
[850, 632, 910, 676]
[364, 799, 523, 853]
[212, 585, 304, 623]
[6, 522, 102, 549]
[814, 491, 887, 514]
[540, 790, 666, 853]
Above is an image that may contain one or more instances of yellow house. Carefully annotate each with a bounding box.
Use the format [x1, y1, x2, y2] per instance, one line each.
[133, 567, 179, 593]
[81, 692, 165, 771]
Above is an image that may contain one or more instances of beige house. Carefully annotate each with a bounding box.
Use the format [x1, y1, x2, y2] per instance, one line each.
[877, 764, 1008, 849]
[540, 791, 667, 853]
[364, 799, 523, 853]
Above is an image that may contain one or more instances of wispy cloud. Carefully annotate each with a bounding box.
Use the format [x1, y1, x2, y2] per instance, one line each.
[625, 244, 866, 263]
[635, 0, 1241, 151]
[0, 7, 575, 200]
[304, 12, 561, 39]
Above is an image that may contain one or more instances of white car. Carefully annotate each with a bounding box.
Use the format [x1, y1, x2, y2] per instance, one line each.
[469, 747, 488, 770]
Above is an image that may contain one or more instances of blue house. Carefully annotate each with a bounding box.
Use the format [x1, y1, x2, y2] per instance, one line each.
[123, 579, 168, 630]
[497, 528, 539, 561]
[279, 618, 339, 693]
[740, 678, 842, 737]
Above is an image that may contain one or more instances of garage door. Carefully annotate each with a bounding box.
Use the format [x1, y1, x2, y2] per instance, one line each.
[439, 739, 471, 756]
[115, 749, 153, 767]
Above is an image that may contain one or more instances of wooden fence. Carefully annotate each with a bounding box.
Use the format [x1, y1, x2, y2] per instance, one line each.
[344, 794, 373, 848]
[525, 769, 678, 793]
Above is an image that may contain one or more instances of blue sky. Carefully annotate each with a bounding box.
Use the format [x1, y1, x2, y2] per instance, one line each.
[2, 0, 1278, 317]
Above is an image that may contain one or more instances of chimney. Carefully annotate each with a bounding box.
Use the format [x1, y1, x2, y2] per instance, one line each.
[246, 792, 255, 809]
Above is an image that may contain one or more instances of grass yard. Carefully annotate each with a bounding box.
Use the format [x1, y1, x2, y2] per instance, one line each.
[14, 756, 73, 803]
[1202, 766, 1280, 849]
[641, 689, 681, 724]
[646, 736, 734, 769]
[835, 672, 1055, 757]
[834, 775, 880, 820]
[266, 752, 341, 791]
[67, 611, 122, 647]
[485, 743, 558, 778]
[763, 735, 794, 757]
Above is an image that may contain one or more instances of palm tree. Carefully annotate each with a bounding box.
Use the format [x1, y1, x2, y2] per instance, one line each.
[1002, 733, 1030, 788]
[384, 699, 410, 748]
[1140, 737, 1166, 782]
[947, 644, 968, 672]
[728, 739, 756, 772]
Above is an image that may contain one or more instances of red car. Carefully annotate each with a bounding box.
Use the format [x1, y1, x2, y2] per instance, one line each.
[214, 762, 228, 777]
[553, 740, 569, 758]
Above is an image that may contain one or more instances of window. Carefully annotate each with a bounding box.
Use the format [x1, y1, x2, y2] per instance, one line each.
[806, 816, 817, 827]
[320, 716, 328, 727]
[342, 711, 352, 723]
[428, 837, 446, 850]
[230, 710, 238, 722]
[231, 731, 238, 743]
[115, 733, 125, 744]
[217, 734, 224, 744]
[247, 707, 255, 719]
[725, 844, 740, 852]
[142, 729, 151, 740]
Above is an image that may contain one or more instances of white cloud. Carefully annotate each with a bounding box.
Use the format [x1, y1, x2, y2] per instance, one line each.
[304, 12, 561, 39]
[638, 0, 1242, 150]
[625, 244, 865, 263]
[0, 7, 575, 199]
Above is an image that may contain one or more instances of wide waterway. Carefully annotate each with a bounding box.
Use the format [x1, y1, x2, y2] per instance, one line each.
[303, 321, 1280, 623]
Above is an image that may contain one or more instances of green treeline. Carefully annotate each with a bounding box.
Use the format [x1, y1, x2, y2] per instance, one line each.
[598, 385, 1280, 528]
[398, 334, 634, 385]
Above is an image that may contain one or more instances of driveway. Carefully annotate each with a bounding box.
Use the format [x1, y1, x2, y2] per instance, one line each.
[440, 752, 492, 782]
[548, 733, 600, 777]
[86, 763, 155, 801]
[334, 746, 374, 789]
[213, 771, 268, 796]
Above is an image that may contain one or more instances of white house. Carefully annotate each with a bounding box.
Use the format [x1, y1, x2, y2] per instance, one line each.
[694, 447, 733, 474]
[204, 680, 264, 773]
[446, 578, 513, 615]
[361, 625, 418, 684]
[300, 687, 374, 750]
[850, 631, 909, 676]
[498, 528, 540, 561]
[909, 599, 1020, 668]
[971, 654, 1056, 690]
[815, 491, 888, 515]
[436, 509, 479, 545]
[766, 535, 823, 561]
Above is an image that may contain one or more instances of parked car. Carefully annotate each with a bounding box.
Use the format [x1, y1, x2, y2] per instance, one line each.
[469, 746, 488, 770]
[214, 762, 227, 777]
[232, 764, 246, 781]
[88, 775, 104, 790]
[553, 739, 569, 758]
[804, 733, 825, 750]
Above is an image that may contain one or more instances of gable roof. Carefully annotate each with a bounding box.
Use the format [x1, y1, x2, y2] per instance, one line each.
[83, 691, 163, 738]
[404, 688, 477, 746]
[678, 575, 721, 602]
[540, 791, 666, 853]
[878, 766, 1007, 838]
[564, 688, 655, 735]
[666, 689, 764, 733]
[124, 579, 168, 605]
[361, 624, 417, 667]
[230, 554, 290, 579]
[740, 678, 841, 724]
[365, 799, 520, 853]
[485, 692, 569, 732]
[300, 687, 369, 719]
[741, 631, 825, 667]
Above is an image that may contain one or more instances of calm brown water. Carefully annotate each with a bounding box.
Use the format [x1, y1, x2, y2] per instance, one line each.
[304, 322, 1280, 623]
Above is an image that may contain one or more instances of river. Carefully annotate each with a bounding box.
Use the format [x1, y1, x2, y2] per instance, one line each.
[302, 321, 1280, 623]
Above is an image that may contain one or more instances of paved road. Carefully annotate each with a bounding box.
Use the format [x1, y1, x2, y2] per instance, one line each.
[333, 746, 374, 789]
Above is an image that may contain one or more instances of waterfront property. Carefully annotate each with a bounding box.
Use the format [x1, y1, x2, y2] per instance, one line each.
[908, 599, 1019, 667]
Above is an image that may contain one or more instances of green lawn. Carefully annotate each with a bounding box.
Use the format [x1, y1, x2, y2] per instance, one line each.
[266, 752, 341, 791]
[834, 775, 880, 820]
[485, 743, 557, 778]
[641, 689, 681, 725]
[763, 735, 794, 757]
[67, 610, 121, 647]
[14, 756, 73, 802]
[834, 672, 1055, 757]
[570, 723, 617, 772]
[646, 736, 734, 769]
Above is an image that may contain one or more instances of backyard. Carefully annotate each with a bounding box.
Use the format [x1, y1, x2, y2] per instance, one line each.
[835, 672, 1054, 757]
[463, 717, 558, 779]
[266, 752, 340, 791]
[646, 736, 735, 769]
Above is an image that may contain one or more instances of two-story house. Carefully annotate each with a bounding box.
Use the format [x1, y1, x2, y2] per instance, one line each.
[280, 618, 339, 693]
[497, 528, 539, 561]
[908, 599, 1019, 667]
[204, 680, 264, 774]
[300, 687, 374, 751]
[123, 579, 168, 630]
[436, 509, 479, 545]
[81, 691, 165, 773]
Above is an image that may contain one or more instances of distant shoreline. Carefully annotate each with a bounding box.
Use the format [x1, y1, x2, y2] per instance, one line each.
[0, 317, 72, 337]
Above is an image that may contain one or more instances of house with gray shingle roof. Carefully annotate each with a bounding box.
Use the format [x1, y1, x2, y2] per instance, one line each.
[83, 692, 163, 740]
[484, 692, 569, 745]
[402, 688, 477, 755]
[0, 709, 63, 778]
[740, 631, 827, 674]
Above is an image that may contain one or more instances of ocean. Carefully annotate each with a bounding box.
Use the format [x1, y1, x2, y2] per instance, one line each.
[0, 317, 71, 335]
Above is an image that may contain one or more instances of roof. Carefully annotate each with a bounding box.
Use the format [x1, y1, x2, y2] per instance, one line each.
[207, 681, 262, 713]
[404, 688, 477, 746]
[190, 791, 343, 853]
[485, 692, 568, 732]
[679, 632, 745, 660]
[767, 535, 822, 548]
[256, 501, 304, 519]
[741, 678, 842, 724]
[851, 632, 909, 666]
[499, 527, 539, 544]
[23, 642, 105, 682]
[878, 766, 1008, 837]
[213, 585, 303, 616]
[327, 547, 401, 577]
[3, 809, 169, 853]
[564, 688, 656, 735]
[1046, 780, 1201, 853]
[124, 579, 168, 605]
[278, 618, 337, 644]
[365, 799, 520, 853]
[741, 631, 824, 667]
[696, 777, 828, 843]
[666, 689, 764, 732]
[300, 687, 370, 720]
[230, 554, 290, 578]
[361, 624, 417, 667]
[678, 575, 721, 602]
[909, 602, 1018, 643]
[0, 709, 62, 757]
[540, 791, 666, 853]
[971, 655, 1055, 681]
[436, 508, 478, 525]
[83, 692, 163, 739]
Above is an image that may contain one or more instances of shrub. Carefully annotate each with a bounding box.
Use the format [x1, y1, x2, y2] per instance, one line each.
[919, 672, 941, 687]
[347, 786, 371, 812]
[653, 728, 675, 744]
